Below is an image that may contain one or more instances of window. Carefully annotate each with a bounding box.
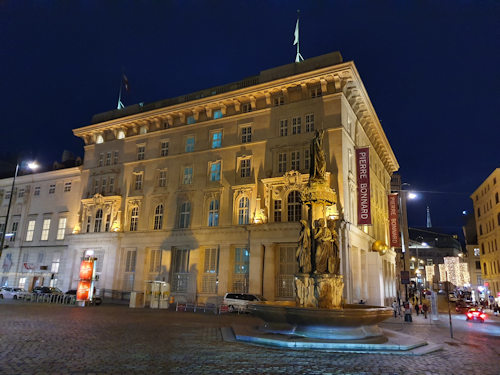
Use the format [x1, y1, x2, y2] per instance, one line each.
[202, 248, 218, 294]
[0, 223, 4, 240]
[233, 248, 249, 293]
[484, 263, 487, 275]
[477, 207, 481, 217]
[242, 103, 252, 113]
[41, 219, 51, 240]
[273, 96, 284, 106]
[98, 153, 104, 167]
[213, 109, 223, 119]
[154, 204, 164, 230]
[96, 134, 104, 144]
[100, 178, 107, 194]
[277, 246, 297, 297]
[56, 217, 66, 240]
[187, 115, 196, 125]
[287, 191, 302, 222]
[105, 152, 111, 166]
[208, 199, 219, 227]
[137, 146, 145, 160]
[238, 197, 250, 225]
[108, 177, 115, 193]
[139, 125, 148, 135]
[292, 117, 301, 135]
[51, 253, 60, 273]
[305, 113, 314, 132]
[134, 173, 143, 190]
[92, 179, 99, 194]
[182, 167, 193, 185]
[475, 261, 481, 270]
[241, 126, 252, 143]
[274, 200, 282, 222]
[18, 188, 25, 198]
[160, 141, 169, 157]
[94, 209, 103, 233]
[179, 202, 191, 229]
[210, 161, 221, 182]
[291, 151, 300, 170]
[113, 151, 119, 164]
[149, 249, 161, 273]
[474, 248, 480, 256]
[64, 182, 72, 192]
[278, 152, 287, 173]
[172, 248, 190, 292]
[37, 252, 45, 264]
[158, 170, 167, 187]
[185, 136, 195, 152]
[304, 149, 310, 171]
[279, 119, 288, 136]
[105, 214, 111, 232]
[125, 250, 136, 272]
[211, 130, 222, 149]
[85, 216, 91, 233]
[310, 87, 322, 98]
[18, 277, 26, 289]
[34, 186, 40, 196]
[49, 184, 56, 194]
[240, 159, 251, 178]
[130, 207, 139, 231]
[10, 222, 18, 242]
[479, 225, 483, 236]
[117, 130, 126, 139]
[426, 259, 433, 266]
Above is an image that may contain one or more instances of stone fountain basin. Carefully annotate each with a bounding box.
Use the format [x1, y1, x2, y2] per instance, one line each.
[247, 301, 393, 341]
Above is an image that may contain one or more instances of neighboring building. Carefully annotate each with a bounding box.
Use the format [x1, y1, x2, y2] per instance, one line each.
[0, 167, 82, 290]
[463, 213, 482, 296]
[471, 168, 500, 304]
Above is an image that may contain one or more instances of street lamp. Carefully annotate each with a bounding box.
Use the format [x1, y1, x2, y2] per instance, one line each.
[0, 161, 39, 259]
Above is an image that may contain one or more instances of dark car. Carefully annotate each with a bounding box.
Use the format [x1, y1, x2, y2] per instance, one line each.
[466, 308, 487, 323]
[32, 286, 63, 294]
[65, 289, 102, 305]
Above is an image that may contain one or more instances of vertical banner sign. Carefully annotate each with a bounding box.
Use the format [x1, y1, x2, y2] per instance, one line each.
[77, 258, 95, 301]
[356, 147, 371, 225]
[388, 193, 402, 247]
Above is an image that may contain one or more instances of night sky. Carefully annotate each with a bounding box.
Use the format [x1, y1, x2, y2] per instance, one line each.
[1, 1, 499, 235]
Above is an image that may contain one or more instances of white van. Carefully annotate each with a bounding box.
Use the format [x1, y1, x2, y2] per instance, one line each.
[223, 293, 265, 312]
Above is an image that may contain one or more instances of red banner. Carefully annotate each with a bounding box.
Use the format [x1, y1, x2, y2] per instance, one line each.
[77, 280, 91, 301]
[356, 147, 371, 225]
[388, 193, 401, 247]
[79, 260, 94, 280]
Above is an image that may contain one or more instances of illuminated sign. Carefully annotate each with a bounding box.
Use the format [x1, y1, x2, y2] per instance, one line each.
[388, 194, 401, 247]
[77, 258, 96, 302]
[77, 281, 92, 301]
[356, 147, 371, 225]
[79, 260, 94, 280]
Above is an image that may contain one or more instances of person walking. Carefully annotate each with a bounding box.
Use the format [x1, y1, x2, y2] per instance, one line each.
[422, 303, 429, 319]
[392, 300, 398, 318]
[415, 302, 420, 316]
[404, 301, 413, 322]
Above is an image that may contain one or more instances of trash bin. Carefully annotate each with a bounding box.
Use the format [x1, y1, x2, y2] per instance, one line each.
[129, 291, 145, 308]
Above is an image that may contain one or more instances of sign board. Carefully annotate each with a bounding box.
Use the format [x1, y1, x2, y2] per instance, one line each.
[77, 257, 96, 302]
[388, 193, 401, 247]
[401, 270, 410, 284]
[356, 147, 371, 225]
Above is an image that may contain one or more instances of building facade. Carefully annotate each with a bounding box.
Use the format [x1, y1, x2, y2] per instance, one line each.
[471, 168, 500, 304]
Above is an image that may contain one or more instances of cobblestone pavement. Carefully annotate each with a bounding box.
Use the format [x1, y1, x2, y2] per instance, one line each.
[0, 301, 499, 375]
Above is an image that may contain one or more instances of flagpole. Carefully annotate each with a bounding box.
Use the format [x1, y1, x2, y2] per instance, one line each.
[294, 10, 304, 63]
[117, 76, 123, 110]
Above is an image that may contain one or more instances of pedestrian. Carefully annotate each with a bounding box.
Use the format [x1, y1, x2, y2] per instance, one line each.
[404, 301, 413, 322]
[415, 302, 420, 316]
[422, 303, 429, 319]
[392, 300, 398, 318]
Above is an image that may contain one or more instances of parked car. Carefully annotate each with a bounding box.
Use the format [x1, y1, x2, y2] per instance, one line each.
[65, 289, 103, 305]
[465, 308, 487, 323]
[32, 286, 63, 295]
[223, 293, 265, 312]
[0, 287, 28, 299]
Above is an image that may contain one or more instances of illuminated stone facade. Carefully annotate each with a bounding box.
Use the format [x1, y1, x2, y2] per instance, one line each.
[471, 168, 500, 302]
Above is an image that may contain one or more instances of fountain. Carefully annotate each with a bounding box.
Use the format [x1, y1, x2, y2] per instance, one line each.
[226, 131, 442, 354]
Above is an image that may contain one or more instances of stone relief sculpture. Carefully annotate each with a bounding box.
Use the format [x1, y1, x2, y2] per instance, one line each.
[296, 220, 312, 273]
[313, 218, 333, 274]
[311, 129, 326, 181]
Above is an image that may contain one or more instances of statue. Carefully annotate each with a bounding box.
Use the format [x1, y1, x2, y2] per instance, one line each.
[313, 218, 333, 274]
[296, 220, 312, 273]
[327, 218, 340, 274]
[311, 129, 326, 181]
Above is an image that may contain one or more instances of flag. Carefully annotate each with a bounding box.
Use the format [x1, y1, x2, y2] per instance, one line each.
[293, 19, 299, 45]
[122, 74, 129, 92]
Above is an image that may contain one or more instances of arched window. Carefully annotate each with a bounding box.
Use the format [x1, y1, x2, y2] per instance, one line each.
[287, 191, 301, 222]
[154, 204, 164, 230]
[130, 207, 139, 231]
[94, 209, 103, 233]
[208, 199, 219, 227]
[238, 197, 249, 225]
[179, 201, 191, 228]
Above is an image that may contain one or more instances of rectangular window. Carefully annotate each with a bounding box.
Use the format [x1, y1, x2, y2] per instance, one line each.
[278, 152, 287, 173]
[185, 136, 195, 152]
[85, 216, 91, 233]
[305, 113, 314, 132]
[108, 177, 115, 193]
[93, 179, 99, 195]
[49, 184, 56, 194]
[10, 222, 18, 242]
[125, 250, 137, 272]
[213, 109, 223, 119]
[113, 151, 119, 165]
[172, 248, 190, 292]
[64, 182, 72, 192]
[105, 152, 112, 166]
[182, 167, 193, 185]
[241, 126, 252, 143]
[291, 151, 300, 170]
[304, 149, 310, 171]
[159, 170, 167, 187]
[201, 248, 218, 294]
[34, 186, 41, 196]
[277, 246, 297, 297]
[134, 174, 143, 190]
[311, 87, 322, 98]
[208, 199, 219, 227]
[210, 162, 221, 182]
[105, 214, 111, 232]
[18, 188, 25, 198]
[274, 200, 282, 222]
[56, 217, 66, 240]
[51, 253, 60, 273]
[41, 219, 51, 241]
[98, 153, 104, 167]
[474, 248, 480, 256]
[273, 96, 284, 106]
[475, 261, 481, 270]
[211, 130, 222, 149]
[149, 249, 161, 273]
[160, 141, 169, 157]
[233, 248, 249, 293]
[178, 202, 191, 229]
[100, 178, 107, 194]
[137, 146, 145, 160]
[240, 159, 251, 178]
[292, 117, 301, 135]
[279, 119, 288, 136]
[187, 116, 196, 125]
[37, 252, 44, 264]
[241, 103, 252, 113]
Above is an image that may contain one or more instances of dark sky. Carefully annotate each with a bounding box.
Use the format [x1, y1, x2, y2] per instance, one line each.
[1, 1, 499, 234]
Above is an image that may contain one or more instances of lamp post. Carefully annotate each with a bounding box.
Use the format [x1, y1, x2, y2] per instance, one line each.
[0, 161, 39, 259]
